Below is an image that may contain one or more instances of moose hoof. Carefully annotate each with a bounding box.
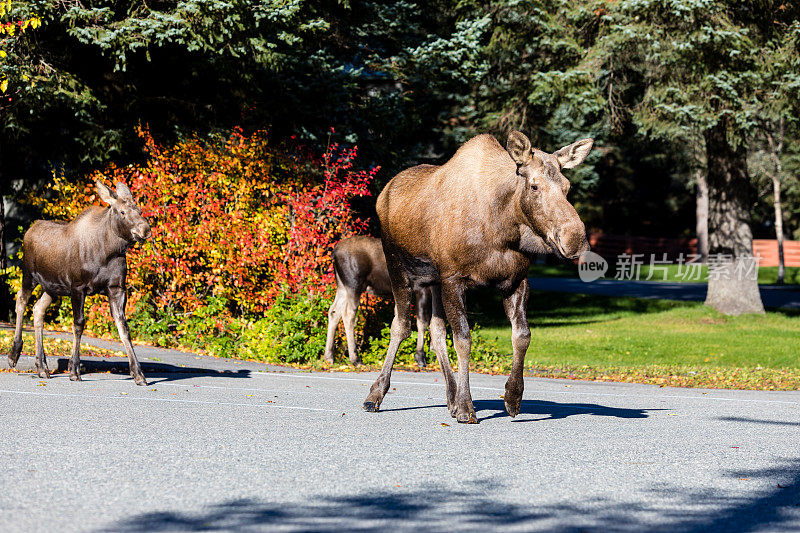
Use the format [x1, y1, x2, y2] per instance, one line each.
[8, 355, 19, 368]
[504, 396, 522, 418]
[36, 368, 51, 379]
[456, 412, 479, 424]
[69, 373, 82, 382]
[414, 353, 427, 369]
[133, 375, 148, 386]
[363, 401, 381, 412]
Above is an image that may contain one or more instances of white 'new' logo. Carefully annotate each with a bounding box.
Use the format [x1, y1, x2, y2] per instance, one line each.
[578, 251, 608, 282]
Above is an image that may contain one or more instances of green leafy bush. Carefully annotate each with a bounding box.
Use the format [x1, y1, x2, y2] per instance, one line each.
[360, 324, 507, 372]
[240, 289, 332, 365]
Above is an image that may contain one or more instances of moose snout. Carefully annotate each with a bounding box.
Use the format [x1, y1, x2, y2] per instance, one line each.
[133, 223, 152, 242]
[555, 223, 590, 260]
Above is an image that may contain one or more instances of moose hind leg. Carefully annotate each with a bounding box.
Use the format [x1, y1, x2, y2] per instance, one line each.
[363, 284, 413, 412]
[109, 287, 147, 386]
[428, 286, 456, 413]
[413, 288, 431, 368]
[342, 295, 361, 365]
[9, 275, 34, 367]
[69, 293, 86, 381]
[323, 289, 346, 364]
[32, 292, 54, 379]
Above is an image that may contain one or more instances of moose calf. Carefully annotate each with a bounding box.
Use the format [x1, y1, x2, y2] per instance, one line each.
[324, 236, 431, 366]
[9, 180, 152, 385]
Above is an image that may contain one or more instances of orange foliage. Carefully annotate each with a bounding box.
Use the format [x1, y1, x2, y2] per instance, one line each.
[37, 127, 376, 321]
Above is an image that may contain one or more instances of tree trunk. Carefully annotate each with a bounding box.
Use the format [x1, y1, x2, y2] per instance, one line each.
[703, 121, 764, 315]
[695, 168, 709, 263]
[0, 190, 7, 322]
[765, 126, 785, 285]
[772, 176, 786, 285]
[0, 193, 4, 271]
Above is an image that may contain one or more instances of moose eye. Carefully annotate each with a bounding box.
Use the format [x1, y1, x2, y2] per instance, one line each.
[531, 185, 538, 191]
[120, 209, 126, 216]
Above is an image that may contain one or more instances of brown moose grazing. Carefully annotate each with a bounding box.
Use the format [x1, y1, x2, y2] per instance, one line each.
[324, 236, 431, 367]
[9, 180, 152, 385]
[363, 131, 593, 423]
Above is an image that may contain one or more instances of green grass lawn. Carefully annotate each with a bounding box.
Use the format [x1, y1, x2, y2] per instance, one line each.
[468, 288, 800, 389]
[530, 263, 800, 285]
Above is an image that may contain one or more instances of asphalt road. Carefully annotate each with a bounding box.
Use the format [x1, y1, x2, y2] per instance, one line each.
[529, 277, 800, 309]
[1, 339, 799, 532]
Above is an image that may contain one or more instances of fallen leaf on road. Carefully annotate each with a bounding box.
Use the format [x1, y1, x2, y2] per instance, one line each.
[778, 484, 786, 488]
[441, 423, 450, 427]
[341, 413, 346, 417]
[246, 394, 253, 397]
[37, 382, 46, 386]
[121, 392, 127, 395]
[150, 388, 157, 391]
[739, 478, 750, 481]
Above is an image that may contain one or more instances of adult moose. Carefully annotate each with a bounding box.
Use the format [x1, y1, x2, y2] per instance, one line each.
[324, 236, 431, 366]
[9, 180, 152, 385]
[363, 131, 592, 423]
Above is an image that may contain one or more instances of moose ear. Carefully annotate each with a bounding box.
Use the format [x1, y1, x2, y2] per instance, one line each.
[554, 138, 594, 169]
[95, 180, 117, 205]
[115, 182, 133, 201]
[506, 130, 533, 166]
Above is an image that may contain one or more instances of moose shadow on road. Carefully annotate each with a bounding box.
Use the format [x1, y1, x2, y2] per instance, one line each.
[474, 398, 660, 423]
[381, 398, 659, 423]
[4, 356, 254, 383]
[100, 462, 800, 533]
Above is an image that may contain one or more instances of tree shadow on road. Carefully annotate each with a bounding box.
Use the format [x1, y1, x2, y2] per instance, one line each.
[717, 416, 800, 427]
[100, 463, 800, 533]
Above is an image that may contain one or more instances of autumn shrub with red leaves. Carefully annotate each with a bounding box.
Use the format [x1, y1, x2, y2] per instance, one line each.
[24, 127, 377, 348]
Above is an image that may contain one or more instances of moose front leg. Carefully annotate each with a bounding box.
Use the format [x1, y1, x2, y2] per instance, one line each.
[441, 280, 477, 424]
[363, 284, 413, 412]
[502, 278, 531, 418]
[9, 274, 34, 367]
[32, 291, 54, 379]
[108, 287, 147, 386]
[69, 293, 86, 381]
